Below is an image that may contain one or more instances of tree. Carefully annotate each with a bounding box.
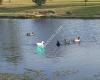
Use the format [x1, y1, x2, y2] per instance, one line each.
[32, 0, 47, 6]
[0, 0, 2, 5]
[9, 0, 11, 3]
[85, 0, 88, 6]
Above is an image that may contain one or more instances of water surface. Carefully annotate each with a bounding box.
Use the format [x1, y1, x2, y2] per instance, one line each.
[0, 19, 100, 80]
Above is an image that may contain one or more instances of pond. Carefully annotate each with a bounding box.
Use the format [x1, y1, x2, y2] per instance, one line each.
[0, 19, 100, 80]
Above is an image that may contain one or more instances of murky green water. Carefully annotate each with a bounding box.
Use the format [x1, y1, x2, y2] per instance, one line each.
[0, 19, 100, 80]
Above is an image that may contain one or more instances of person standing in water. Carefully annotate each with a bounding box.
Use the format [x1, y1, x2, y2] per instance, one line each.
[56, 40, 61, 47]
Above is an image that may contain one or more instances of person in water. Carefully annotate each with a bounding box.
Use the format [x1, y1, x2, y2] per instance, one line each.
[56, 40, 61, 47]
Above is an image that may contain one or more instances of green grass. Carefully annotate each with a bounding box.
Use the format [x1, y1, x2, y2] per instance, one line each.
[72, 6, 100, 17]
[0, 1, 100, 18]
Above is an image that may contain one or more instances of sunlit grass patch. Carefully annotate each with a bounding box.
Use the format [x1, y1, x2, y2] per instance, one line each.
[1, 1, 100, 18]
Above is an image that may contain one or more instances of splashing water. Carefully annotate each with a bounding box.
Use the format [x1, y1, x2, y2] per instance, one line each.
[36, 25, 64, 55]
[36, 46, 45, 55]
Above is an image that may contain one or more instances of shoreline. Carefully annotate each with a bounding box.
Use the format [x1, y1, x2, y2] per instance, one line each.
[0, 15, 100, 19]
[0, 14, 100, 19]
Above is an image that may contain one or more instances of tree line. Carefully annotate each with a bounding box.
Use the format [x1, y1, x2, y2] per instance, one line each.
[0, 0, 46, 5]
[0, 0, 88, 6]
[32, 0, 88, 6]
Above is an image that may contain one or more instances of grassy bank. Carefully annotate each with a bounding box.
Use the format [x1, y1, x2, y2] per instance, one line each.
[0, 73, 30, 80]
[0, 69, 78, 80]
[0, 1, 100, 18]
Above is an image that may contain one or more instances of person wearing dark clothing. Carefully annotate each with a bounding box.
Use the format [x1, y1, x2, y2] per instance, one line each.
[56, 40, 61, 47]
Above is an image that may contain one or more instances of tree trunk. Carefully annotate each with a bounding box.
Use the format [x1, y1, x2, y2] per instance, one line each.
[85, 0, 88, 6]
[9, 0, 11, 3]
[0, 0, 2, 5]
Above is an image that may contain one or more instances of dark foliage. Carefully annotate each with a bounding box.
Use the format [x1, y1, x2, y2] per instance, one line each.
[32, 0, 46, 6]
